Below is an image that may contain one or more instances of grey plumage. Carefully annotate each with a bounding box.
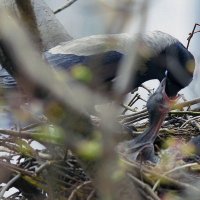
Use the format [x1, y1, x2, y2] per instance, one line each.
[48, 31, 179, 59]
[46, 31, 195, 97]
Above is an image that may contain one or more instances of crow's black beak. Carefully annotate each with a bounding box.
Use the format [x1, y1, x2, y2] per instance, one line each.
[120, 78, 179, 162]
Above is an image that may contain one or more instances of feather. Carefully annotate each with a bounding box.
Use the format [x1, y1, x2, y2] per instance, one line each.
[48, 31, 179, 58]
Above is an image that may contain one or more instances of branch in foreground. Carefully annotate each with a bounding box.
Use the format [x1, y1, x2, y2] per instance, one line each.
[15, 0, 43, 51]
[0, 11, 137, 200]
[0, 0, 72, 50]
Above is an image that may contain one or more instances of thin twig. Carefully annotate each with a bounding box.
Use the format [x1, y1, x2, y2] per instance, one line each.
[122, 93, 139, 114]
[121, 111, 148, 124]
[140, 84, 153, 94]
[127, 173, 160, 200]
[120, 110, 148, 122]
[0, 173, 21, 198]
[122, 159, 200, 193]
[21, 122, 47, 131]
[35, 161, 51, 174]
[119, 108, 148, 120]
[169, 111, 200, 116]
[87, 189, 95, 200]
[139, 96, 147, 103]
[152, 163, 198, 191]
[121, 96, 200, 123]
[173, 97, 200, 110]
[187, 23, 200, 49]
[180, 116, 200, 128]
[121, 104, 137, 113]
[54, 0, 78, 14]
[180, 96, 200, 131]
[68, 181, 92, 200]
[0, 128, 62, 145]
[123, 114, 149, 125]
[0, 160, 34, 176]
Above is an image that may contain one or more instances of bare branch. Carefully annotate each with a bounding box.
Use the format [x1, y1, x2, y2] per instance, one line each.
[54, 0, 78, 14]
[152, 163, 198, 192]
[174, 97, 200, 110]
[186, 23, 200, 49]
[127, 173, 161, 200]
[0, 173, 21, 198]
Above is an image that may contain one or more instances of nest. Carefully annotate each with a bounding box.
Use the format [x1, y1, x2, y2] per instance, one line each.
[0, 88, 200, 200]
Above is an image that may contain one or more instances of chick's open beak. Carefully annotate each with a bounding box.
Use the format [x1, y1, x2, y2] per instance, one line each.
[120, 78, 179, 162]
